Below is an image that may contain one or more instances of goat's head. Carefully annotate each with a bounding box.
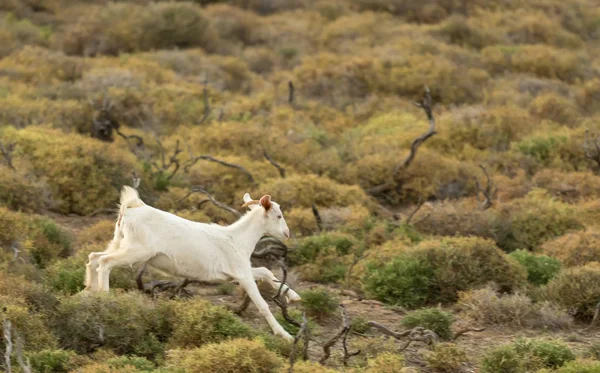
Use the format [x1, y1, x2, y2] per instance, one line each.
[242, 193, 290, 240]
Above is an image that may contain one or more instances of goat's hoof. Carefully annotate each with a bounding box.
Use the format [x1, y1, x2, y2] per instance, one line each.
[279, 331, 294, 342]
[285, 292, 302, 304]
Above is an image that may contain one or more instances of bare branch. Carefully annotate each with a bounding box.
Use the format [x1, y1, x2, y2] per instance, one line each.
[272, 260, 302, 329]
[178, 187, 242, 218]
[311, 204, 323, 232]
[15, 332, 31, 373]
[4, 319, 12, 373]
[198, 74, 211, 125]
[288, 81, 295, 104]
[367, 322, 439, 346]
[136, 263, 147, 292]
[345, 253, 369, 292]
[474, 165, 496, 210]
[394, 86, 436, 176]
[368, 87, 436, 196]
[405, 197, 425, 225]
[452, 327, 486, 340]
[584, 300, 600, 331]
[234, 293, 251, 315]
[264, 151, 286, 178]
[320, 305, 360, 365]
[288, 312, 309, 373]
[583, 129, 600, 170]
[0, 140, 16, 171]
[183, 155, 255, 183]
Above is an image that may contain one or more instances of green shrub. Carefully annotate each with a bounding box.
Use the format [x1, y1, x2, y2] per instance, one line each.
[425, 343, 468, 372]
[363, 352, 407, 373]
[300, 287, 339, 321]
[585, 343, 600, 360]
[363, 237, 526, 307]
[545, 263, 600, 320]
[106, 356, 155, 371]
[165, 298, 255, 348]
[553, 360, 600, 373]
[30, 217, 73, 268]
[50, 292, 165, 359]
[482, 338, 575, 373]
[513, 338, 575, 370]
[350, 316, 371, 334]
[274, 309, 317, 336]
[509, 250, 562, 286]
[290, 232, 356, 265]
[401, 308, 455, 341]
[27, 349, 77, 373]
[481, 345, 522, 373]
[166, 339, 283, 373]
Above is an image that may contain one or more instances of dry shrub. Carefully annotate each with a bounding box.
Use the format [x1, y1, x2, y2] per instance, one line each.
[0, 272, 57, 311]
[256, 174, 371, 210]
[60, 2, 218, 56]
[363, 237, 526, 307]
[243, 47, 277, 74]
[289, 360, 340, 373]
[0, 166, 49, 212]
[483, 45, 588, 83]
[204, 4, 265, 46]
[78, 220, 115, 244]
[285, 207, 318, 237]
[51, 292, 167, 358]
[0, 295, 58, 352]
[458, 285, 572, 330]
[533, 169, 600, 202]
[424, 343, 469, 372]
[363, 352, 410, 373]
[541, 229, 600, 267]
[0, 46, 85, 83]
[166, 339, 283, 373]
[2, 126, 139, 215]
[494, 170, 531, 201]
[545, 263, 600, 320]
[493, 189, 583, 251]
[165, 298, 255, 349]
[0, 14, 49, 58]
[529, 92, 581, 126]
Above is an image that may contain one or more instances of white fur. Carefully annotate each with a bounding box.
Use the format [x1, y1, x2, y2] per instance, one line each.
[85, 186, 298, 340]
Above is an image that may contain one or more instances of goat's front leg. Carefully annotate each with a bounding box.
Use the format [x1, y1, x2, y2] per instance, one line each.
[85, 239, 120, 291]
[237, 276, 293, 341]
[251, 267, 301, 303]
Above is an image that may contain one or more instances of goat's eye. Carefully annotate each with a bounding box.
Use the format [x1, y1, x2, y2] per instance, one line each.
[277, 215, 282, 219]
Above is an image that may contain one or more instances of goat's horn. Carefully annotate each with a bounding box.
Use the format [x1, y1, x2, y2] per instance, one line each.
[242, 200, 260, 208]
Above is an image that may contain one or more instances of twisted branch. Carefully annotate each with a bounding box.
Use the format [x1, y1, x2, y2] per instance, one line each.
[178, 187, 242, 218]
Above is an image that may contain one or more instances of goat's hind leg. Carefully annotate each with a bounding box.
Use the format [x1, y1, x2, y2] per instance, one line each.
[251, 267, 301, 303]
[96, 247, 153, 292]
[84, 240, 119, 291]
[237, 276, 293, 341]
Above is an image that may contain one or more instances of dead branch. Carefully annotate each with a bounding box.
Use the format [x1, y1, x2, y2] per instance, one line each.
[14, 331, 31, 373]
[311, 203, 323, 232]
[405, 197, 425, 225]
[288, 312, 308, 373]
[264, 151, 286, 178]
[185, 155, 255, 183]
[584, 300, 600, 331]
[474, 165, 497, 210]
[272, 260, 302, 328]
[234, 293, 251, 315]
[136, 263, 147, 291]
[345, 253, 369, 292]
[288, 81, 295, 104]
[198, 74, 211, 125]
[0, 140, 16, 171]
[89, 94, 119, 142]
[368, 87, 436, 195]
[320, 305, 360, 365]
[178, 187, 242, 218]
[3, 319, 12, 373]
[367, 322, 439, 347]
[452, 327, 486, 341]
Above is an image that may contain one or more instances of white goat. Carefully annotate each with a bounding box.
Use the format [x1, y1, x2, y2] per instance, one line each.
[84, 186, 300, 340]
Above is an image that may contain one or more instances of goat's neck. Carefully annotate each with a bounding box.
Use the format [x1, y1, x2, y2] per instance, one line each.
[226, 209, 265, 258]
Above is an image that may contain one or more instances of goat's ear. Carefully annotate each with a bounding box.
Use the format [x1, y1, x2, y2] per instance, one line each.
[242, 193, 259, 209]
[243, 193, 253, 204]
[260, 195, 272, 212]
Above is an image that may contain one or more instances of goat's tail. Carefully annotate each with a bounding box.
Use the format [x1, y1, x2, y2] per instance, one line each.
[116, 186, 145, 228]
